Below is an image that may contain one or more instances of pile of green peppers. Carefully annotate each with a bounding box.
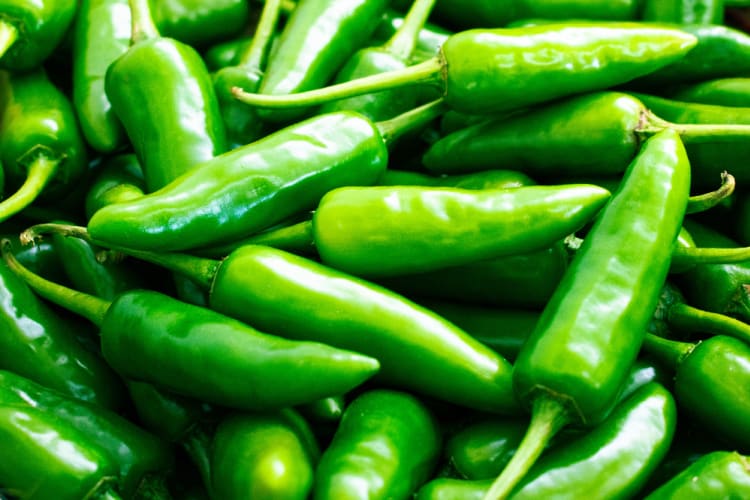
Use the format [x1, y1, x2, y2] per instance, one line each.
[4, 0, 750, 498]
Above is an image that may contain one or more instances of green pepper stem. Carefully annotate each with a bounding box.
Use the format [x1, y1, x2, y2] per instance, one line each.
[641, 111, 750, 143]
[240, 0, 282, 70]
[231, 57, 443, 108]
[0, 239, 111, 328]
[376, 98, 447, 145]
[672, 245, 750, 272]
[196, 220, 316, 258]
[0, 156, 61, 224]
[686, 171, 734, 215]
[20, 223, 92, 247]
[383, 0, 437, 61]
[0, 20, 19, 60]
[668, 302, 750, 345]
[483, 396, 570, 500]
[641, 334, 695, 371]
[129, 0, 160, 44]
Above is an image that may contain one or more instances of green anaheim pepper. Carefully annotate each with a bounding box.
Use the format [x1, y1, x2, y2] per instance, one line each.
[645, 451, 750, 499]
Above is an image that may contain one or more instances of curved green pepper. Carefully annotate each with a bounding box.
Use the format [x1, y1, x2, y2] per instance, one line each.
[645, 451, 750, 499]
[668, 77, 750, 107]
[485, 129, 690, 498]
[234, 23, 696, 116]
[1, 241, 380, 413]
[150, 0, 250, 48]
[0, 69, 87, 223]
[0, 370, 173, 498]
[0, 0, 77, 71]
[210, 410, 319, 500]
[314, 389, 442, 500]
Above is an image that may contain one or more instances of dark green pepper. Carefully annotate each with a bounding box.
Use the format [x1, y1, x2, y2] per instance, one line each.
[83, 154, 145, 221]
[485, 129, 690, 497]
[234, 23, 697, 116]
[202, 35, 254, 72]
[1, 240, 381, 413]
[645, 451, 750, 498]
[640, 0, 724, 24]
[0, 69, 87, 223]
[314, 389, 442, 500]
[150, 0, 250, 48]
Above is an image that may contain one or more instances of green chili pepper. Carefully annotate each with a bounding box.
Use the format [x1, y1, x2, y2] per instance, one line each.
[72, 0, 131, 153]
[203, 35, 254, 72]
[0, 405, 122, 500]
[311, 183, 609, 278]
[0, 0, 77, 71]
[213, 0, 283, 147]
[297, 395, 346, 423]
[210, 410, 319, 500]
[0, 69, 87, 224]
[256, 0, 390, 123]
[484, 128, 690, 498]
[0, 370, 173, 498]
[642, 333, 750, 451]
[150, 0, 250, 48]
[314, 389, 442, 500]
[85, 100, 443, 253]
[317, 0, 437, 122]
[84, 154, 145, 221]
[645, 451, 750, 498]
[1, 239, 381, 413]
[640, 0, 724, 24]
[234, 23, 697, 116]
[106, 0, 227, 193]
[667, 77, 750, 107]
[371, 8, 451, 58]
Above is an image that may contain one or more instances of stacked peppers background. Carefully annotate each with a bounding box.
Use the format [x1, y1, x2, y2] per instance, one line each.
[3, 0, 750, 499]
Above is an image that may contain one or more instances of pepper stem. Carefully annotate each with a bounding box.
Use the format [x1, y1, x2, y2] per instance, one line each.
[196, 220, 316, 258]
[376, 98, 447, 145]
[0, 239, 111, 328]
[483, 395, 570, 500]
[20, 223, 91, 247]
[641, 334, 695, 371]
[640, 111, 750, 143]
[0, 155, 61, 224]
[383, 0, 437, 61]
[232, 57, 443, 108]
[129, 0, 160, 44]
[686, 171, 734, 214]
[0, 20, 19, 60]
[668, 302, 750, 345]
[239, 0, 283, 70]
[672, 245, 750, 271]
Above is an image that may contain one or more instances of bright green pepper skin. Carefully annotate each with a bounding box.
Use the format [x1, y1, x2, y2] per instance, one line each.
[514, 129, 690, 426]
[105, 37, 228, 193]
[0, 69, 87, 200]
[313, 184, 609, 278]
[203, 36, 253, 71]
[72, 0, 131, 153]
[314, 389, 441, 500]
[645, 451, 750, 499]
[371, 9, 451, 57]
[381, 244, 568, 310]
[101, 290, 380, 411]
[209, 244, 520, 414]
[509, 383, 676, 499]
[88, 111, 388, 252]
[423, 92, 644, 177]
[210, 411, 318, 500]
[0, 370, 173, 498]
[0, 256, 124, 410]
[84, 154, 145, 221]
[440, 24, 696, 115]
[0, 405, 120, 500]
[213, 65, 266, 147]
[669, 77, 750, 107]
[150, 0, 250, 48]
[445, 419, 527, 480]
[0, 0, 77, 71]
[641, 0, 724, 24]
[258, 0, 389, 123]
[633, 93, 750, 187]
[415, 478, 490, 500]
[377, 168, 535, 190]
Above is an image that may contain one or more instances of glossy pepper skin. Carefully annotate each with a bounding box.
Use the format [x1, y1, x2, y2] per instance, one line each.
[83, 154, 145, 220]
[210, 410, 319, 500]
[0, 370, 173, 498]
[645, 451, 750, 499]
[0, 69, 87, 220]
[314, 389, 441, 500]
[668, 77, 750, 107]
[105, 0, 227, 193]
[312, 184, 610, 278]
[72, 0, 131, 153]
[640, 0, 724, 24]
[151, 0, 249, 48]
[0, 0, 77, 71]
[257, 0, 389, 123]
[643, 334, 750, 451]
[0, 405, 121, 500]
[88, 111, 388, 252]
